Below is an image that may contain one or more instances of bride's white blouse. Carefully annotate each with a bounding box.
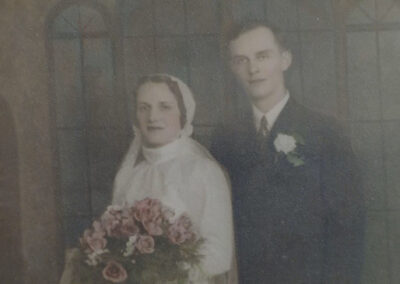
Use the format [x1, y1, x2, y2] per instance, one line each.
[112, 137, 234, 280]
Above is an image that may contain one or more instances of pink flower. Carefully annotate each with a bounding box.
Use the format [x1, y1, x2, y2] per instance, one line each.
[80, 226, 107, 253]
[101, 205, 139, 238]
[102, 260, 128, 283]
[136, 235, 155, 254]
[119, 217, 140, 237]
[167, 214, 194, 245]
[134, 198, 162, 223]
[143, 215, 163, 236]
[100, 210, 122, 237]
[162, 208, 175, 222]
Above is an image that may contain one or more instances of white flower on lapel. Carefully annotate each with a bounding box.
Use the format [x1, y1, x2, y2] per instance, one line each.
[274, 133, 305, 167]
[274, 134, 296, 154]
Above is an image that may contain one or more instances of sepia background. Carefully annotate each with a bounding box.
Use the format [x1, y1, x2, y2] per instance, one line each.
[0, 0, 399, 283]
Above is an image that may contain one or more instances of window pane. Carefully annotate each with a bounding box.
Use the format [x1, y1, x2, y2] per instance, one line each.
[83, 38, 116, 127]
[301, 32, 337, 115]
[53, 39, 85, 128]
[188, 36, 223, 125]
[380, 31, 400, 120]
[347, 31, 380, 121]
[58, 130, 90, 216]
[267, 0, 298, 31]
[298, 0, 333, 30]
[154, 0, 185, 35]
[186, 0, 219, 34]
[155, 37, 189, 83]
[121, 0, 155, 37]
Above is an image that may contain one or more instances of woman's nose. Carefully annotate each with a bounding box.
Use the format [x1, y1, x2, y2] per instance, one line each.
[148, 108, 160, 122]
[249, 59, 260, 75]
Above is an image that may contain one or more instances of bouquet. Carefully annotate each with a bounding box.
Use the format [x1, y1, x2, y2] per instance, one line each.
[70, 198, 204, 284]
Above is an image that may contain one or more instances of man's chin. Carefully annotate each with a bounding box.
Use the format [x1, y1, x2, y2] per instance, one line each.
[248, 90, 270, 100]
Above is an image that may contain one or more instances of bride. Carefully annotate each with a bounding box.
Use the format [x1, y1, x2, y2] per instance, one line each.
[111, 74, 234, 283]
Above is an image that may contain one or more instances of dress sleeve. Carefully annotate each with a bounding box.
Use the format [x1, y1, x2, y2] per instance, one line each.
[196, 161, 234, 278]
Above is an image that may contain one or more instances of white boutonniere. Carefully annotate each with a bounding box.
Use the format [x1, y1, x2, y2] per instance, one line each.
[273, 133, 305, 167]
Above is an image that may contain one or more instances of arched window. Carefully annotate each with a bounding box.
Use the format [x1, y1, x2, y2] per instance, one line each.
[47, 2, 122, 246]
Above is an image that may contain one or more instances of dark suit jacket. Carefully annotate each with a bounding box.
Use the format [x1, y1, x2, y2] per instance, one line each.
[211, 98, 365, 284]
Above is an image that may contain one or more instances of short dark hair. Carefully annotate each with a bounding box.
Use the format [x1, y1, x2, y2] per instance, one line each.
[133, 74, 187, 127]
[224, 19, 289, 53]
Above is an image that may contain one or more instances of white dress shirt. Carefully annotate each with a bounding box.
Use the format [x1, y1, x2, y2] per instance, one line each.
[252, 92, 290, 131]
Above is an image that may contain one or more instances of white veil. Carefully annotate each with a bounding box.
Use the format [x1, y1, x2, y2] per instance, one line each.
[112, 74, 213, 201]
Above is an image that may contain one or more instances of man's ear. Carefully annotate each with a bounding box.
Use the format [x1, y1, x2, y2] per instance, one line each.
[281, 50, 292, 71]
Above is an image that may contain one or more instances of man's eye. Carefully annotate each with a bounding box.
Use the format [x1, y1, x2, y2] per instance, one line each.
[257, 54, 269, 60]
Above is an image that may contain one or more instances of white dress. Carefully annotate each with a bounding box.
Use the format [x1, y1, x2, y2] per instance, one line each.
[112, 137, 234, 283]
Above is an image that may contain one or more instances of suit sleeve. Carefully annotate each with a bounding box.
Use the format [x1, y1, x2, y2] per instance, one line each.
[209, 125, 227, 168]
[320, 121, 365, 284]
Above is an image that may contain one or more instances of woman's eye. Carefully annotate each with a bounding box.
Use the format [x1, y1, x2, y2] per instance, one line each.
[138, 105, 149, 112]
[257, 54, 268, 60]
[160, 104, 172, 110]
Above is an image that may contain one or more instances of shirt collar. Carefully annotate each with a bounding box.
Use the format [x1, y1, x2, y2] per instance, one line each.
[253, 91, 290, 131]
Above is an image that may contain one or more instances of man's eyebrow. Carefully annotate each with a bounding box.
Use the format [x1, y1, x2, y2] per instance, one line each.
[230, 54, 247, 58]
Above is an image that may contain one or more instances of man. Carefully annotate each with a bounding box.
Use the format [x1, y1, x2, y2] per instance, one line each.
[211, 21, 364, 283]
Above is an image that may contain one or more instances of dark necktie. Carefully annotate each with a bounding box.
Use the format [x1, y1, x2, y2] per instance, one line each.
[259, 115, 269, 137]
[258, 115, 269, 153]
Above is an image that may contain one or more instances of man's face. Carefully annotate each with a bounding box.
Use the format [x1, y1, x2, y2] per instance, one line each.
[228, 26, 292, 101]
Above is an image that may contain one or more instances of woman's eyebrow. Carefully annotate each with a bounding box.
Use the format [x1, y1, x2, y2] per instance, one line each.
[256, 49, 272, 56]
[137, 102, 151, 106]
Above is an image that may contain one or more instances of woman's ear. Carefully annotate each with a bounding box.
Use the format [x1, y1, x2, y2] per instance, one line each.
[281, 50, 292, 72]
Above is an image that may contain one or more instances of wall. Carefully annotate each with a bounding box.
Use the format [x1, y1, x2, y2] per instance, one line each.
[0, 0, 63, 283]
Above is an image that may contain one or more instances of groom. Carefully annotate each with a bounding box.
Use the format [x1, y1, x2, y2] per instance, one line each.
[211, 20, 365, 283]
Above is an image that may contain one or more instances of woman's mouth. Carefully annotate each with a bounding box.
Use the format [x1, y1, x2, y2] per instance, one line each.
[249, 78, 266, 84]
[147, 126, 164, 131]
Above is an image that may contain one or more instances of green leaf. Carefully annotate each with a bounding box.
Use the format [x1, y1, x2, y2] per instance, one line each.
[291, 133, 305, 145]
[287, 153, 305, 167]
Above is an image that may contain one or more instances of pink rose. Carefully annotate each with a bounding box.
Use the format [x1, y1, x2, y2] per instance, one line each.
[80, 227, 107, 253]
[136, 235, 155, 254]
[102, 260, 128, 283]
[143, 216, 163, 236]
[134, 198, 162, 223]
[119, 217, 140, 237]
[101, 210, 121, 237]
[101, 205, 139, 238]
[167, 214, 194, 245]
[162, 208, 175, 222]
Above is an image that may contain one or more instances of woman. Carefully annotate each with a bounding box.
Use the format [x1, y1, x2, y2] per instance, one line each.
[112, 74, 234, 283]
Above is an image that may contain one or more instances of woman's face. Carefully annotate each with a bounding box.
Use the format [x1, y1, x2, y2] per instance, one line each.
[136, 82, 182, 148]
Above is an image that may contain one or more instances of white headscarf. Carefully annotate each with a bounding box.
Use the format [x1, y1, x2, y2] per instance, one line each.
[112, 73, 212, 201]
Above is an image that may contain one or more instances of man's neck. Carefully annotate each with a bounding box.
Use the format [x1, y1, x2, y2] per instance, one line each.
[252, 88, 287, 114]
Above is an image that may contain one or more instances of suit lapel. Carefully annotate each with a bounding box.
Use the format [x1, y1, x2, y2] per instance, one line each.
[229, 98, 302, 173]
[263, 99, 300, 172]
